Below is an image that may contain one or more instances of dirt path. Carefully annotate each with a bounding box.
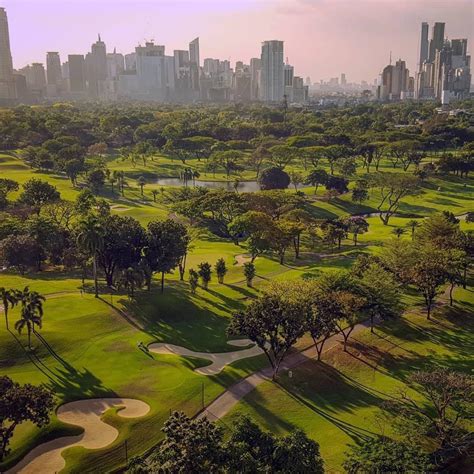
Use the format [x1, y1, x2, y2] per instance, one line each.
[234, 254, 252, 266]
[198, 321, 370, 421]
[148, 339, 263, 375]
[7, 398, 150, 474]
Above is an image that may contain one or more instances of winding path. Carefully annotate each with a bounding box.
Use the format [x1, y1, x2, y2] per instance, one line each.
[7, 398, 150, 474]
[198, 321, 370, 421]
[148, 339, 264, 375]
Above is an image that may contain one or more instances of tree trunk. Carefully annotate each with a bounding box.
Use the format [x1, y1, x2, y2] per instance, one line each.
[449, 281, 454, 306]
[4, 307, 8, 331]
[370, 314, 374, 334]
[27, 324, 32, 349]
[161, 272, 165, 293]
[93, 254, 99, 298]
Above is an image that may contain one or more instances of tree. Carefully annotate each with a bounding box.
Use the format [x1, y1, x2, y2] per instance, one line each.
[392, 227, 406, 239]
[151, 189, 159, 202]
[0, 234, 43, 275]
[86, 169, 106, 193]
[289, 170, 304, 191]
[228, 293, 306, 379]
[273, 429, 324, 473]
[214, 258, 227, 284]
[0, 288, 18, 331]
[410, 246, 447, 319]
[258, 167, 290, 190]
[212, 150, 244, 178]
[188, 268, 199, 294]
[14, 287, 45, 350]
[406, 219, 419, 241]
[321, 220, 348, 250]
[0, 178, 19, 209]
[269, 144, 297, 169]
[343, 436, 432, 474]
[369, 173, 420, 225]
[357, 263, 402, 333]
[0, 376, 55, 461]
[344, 216, 369, 246]
[117, 266, 144, 299]
[351, 180, 369, 204]
[243, 262, 256, 287]
[305, 168, 328, 195]
[415, 213, 461, 250]
[229, 211, 274, 261]
[325, 175, 349, 195]
[382, 368, 473, 461]
[97, 215, 146, 287]
[64, 159, 84, 187]
[144, 220, 188, 292]
[307, 291, 338, 361]
[76, 214, 105, 297]
[18, 179, 60, 214]
[153, 411, 224, 472]
[137, 176, 146, 196]
[198, 262, 212, 289]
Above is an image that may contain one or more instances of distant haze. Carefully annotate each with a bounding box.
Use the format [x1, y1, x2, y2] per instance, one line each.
[5, 0, 473, 83]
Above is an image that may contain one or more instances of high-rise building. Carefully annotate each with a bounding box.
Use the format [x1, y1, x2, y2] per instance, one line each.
[125, 53, 137, 71]
[284, 63, 294, 87]
[260, 40, 284, 102]
[428, 22, 445, 62]
[377, 58, 412, 101]
[86, 35, 107, 97]
[419, 22, 429, 68]
[46, 52, 62, 85]
[0, 8, 16, 103]
[107, 49, 125, 79]
[189, 38, 200, 93]
[68, 55, 86, 93]
[340, 73, 347, 86]
[415, 22, 470, 102]
[249, 57, 261, 101]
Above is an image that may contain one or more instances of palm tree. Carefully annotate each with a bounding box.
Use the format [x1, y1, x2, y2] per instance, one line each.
[77, 215, 104, 298]
[109, 177, 117, 194]
[0, 287, 18, 331]
[151, 189, 159, 202]
[137, 176, 146, 196]
[392, 227, 406, 239]
[118, 266, 144, 299]
[15, 287, 45, 350]
[406, 219, 419, 241]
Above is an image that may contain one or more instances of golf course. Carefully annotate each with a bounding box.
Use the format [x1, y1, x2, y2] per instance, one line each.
[0, 102, 473, 473]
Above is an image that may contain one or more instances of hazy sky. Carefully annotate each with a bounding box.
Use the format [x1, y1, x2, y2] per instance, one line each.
[5, 0, 473, 83]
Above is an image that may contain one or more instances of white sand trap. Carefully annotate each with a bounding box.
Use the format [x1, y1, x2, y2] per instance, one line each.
[110, 205, 132, 212]
[148, 339, 264, 375]
[234, 254, 252, 266]
[8, 398, 150, 474]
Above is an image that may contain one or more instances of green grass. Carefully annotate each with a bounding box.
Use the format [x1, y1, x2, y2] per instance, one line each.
[1, 149, 473, 472]
[221, 287, 474, 473]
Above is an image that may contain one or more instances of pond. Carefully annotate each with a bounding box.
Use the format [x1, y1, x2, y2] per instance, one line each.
[155, 178, 310, 193]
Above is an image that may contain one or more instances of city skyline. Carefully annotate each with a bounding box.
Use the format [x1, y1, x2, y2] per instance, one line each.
[3, 0, 473, 83]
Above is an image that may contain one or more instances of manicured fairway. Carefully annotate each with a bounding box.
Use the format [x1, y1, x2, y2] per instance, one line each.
[222, 287, 474, 472]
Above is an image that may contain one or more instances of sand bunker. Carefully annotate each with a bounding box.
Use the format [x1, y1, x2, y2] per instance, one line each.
[110, 204, 132, 212]
[8, 398, 150, 474]
[234, 254, 252, 266]
[148, 339, 263, 375]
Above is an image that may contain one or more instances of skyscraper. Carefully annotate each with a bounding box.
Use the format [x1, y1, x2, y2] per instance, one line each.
[419, 22, 429, 68]
[249, 57, 261, 101]
[68, 55, 86, 93]
[429, 22, 445, 62]
[189, 38, 200, 93]
[0, 8, 16, 103]
[86, 35, 107, 97]
[260, 40, 284, 102]
[46, 52, 62, 89]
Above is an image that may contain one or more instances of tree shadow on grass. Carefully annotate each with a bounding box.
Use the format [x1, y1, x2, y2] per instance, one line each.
[10, 330, 114, 400]
[120, 285, 234, 352]
[275, 362, 380, 443]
